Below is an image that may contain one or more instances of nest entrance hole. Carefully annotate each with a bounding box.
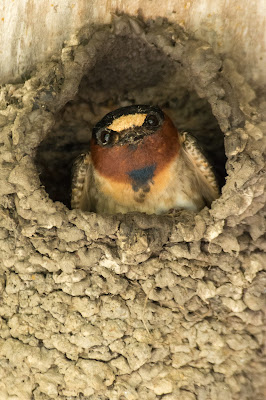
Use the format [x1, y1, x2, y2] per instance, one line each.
[35, 19, 226, 209]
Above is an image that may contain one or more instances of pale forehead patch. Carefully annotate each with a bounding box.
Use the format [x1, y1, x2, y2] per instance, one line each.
[108, 113, 147, 132]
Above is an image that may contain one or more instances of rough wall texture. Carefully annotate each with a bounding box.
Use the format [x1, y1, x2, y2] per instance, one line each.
[0, 16, 265, 400]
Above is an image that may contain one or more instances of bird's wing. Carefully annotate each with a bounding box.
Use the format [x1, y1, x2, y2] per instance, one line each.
[180, 132, 220, 206]
[71, 152, 94, 211]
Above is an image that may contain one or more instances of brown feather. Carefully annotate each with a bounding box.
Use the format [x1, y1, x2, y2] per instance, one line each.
[180, 132, 220, 206]
[71, 153, 94, 211]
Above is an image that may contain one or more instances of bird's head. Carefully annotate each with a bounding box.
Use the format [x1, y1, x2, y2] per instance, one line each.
[90, 105, 180, 179]
[92, 105, 166, 147]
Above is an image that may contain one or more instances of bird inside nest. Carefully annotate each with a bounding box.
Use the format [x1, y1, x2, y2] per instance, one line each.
[71, 104, 219, 214]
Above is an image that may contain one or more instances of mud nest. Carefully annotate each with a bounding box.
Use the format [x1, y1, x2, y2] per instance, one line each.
[0, 15, 265, 400]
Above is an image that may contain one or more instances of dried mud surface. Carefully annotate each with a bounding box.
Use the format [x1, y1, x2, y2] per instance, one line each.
[0, 15, 265, 400]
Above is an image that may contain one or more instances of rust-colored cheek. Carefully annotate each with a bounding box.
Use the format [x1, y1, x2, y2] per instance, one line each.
[90, 113, 181, 182]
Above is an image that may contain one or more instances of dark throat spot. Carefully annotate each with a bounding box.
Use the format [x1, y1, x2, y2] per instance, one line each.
[128, 164, 157, 192]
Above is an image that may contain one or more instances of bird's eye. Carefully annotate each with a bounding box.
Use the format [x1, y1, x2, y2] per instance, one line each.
[99, 130, 111, 145]
[145, 114, 159, 127]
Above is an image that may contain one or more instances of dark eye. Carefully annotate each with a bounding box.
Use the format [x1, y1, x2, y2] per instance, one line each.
[99, 130, 111, 145]
[145, 114, 159, 127]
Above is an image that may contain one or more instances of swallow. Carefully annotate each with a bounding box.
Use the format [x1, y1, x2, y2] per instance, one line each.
[71, 105, 219, 214]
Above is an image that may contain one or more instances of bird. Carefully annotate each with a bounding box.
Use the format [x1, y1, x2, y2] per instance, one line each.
[71, 104, 219, 215]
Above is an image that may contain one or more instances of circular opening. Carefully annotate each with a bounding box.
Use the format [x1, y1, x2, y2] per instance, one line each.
[35, 19, 226, 210]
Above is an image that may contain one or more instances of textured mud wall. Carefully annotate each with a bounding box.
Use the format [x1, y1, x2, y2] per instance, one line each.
[0, 15, 265, 400]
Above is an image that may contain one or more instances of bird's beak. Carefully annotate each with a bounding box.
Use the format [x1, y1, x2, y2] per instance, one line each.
[129, 130, 146, 142]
